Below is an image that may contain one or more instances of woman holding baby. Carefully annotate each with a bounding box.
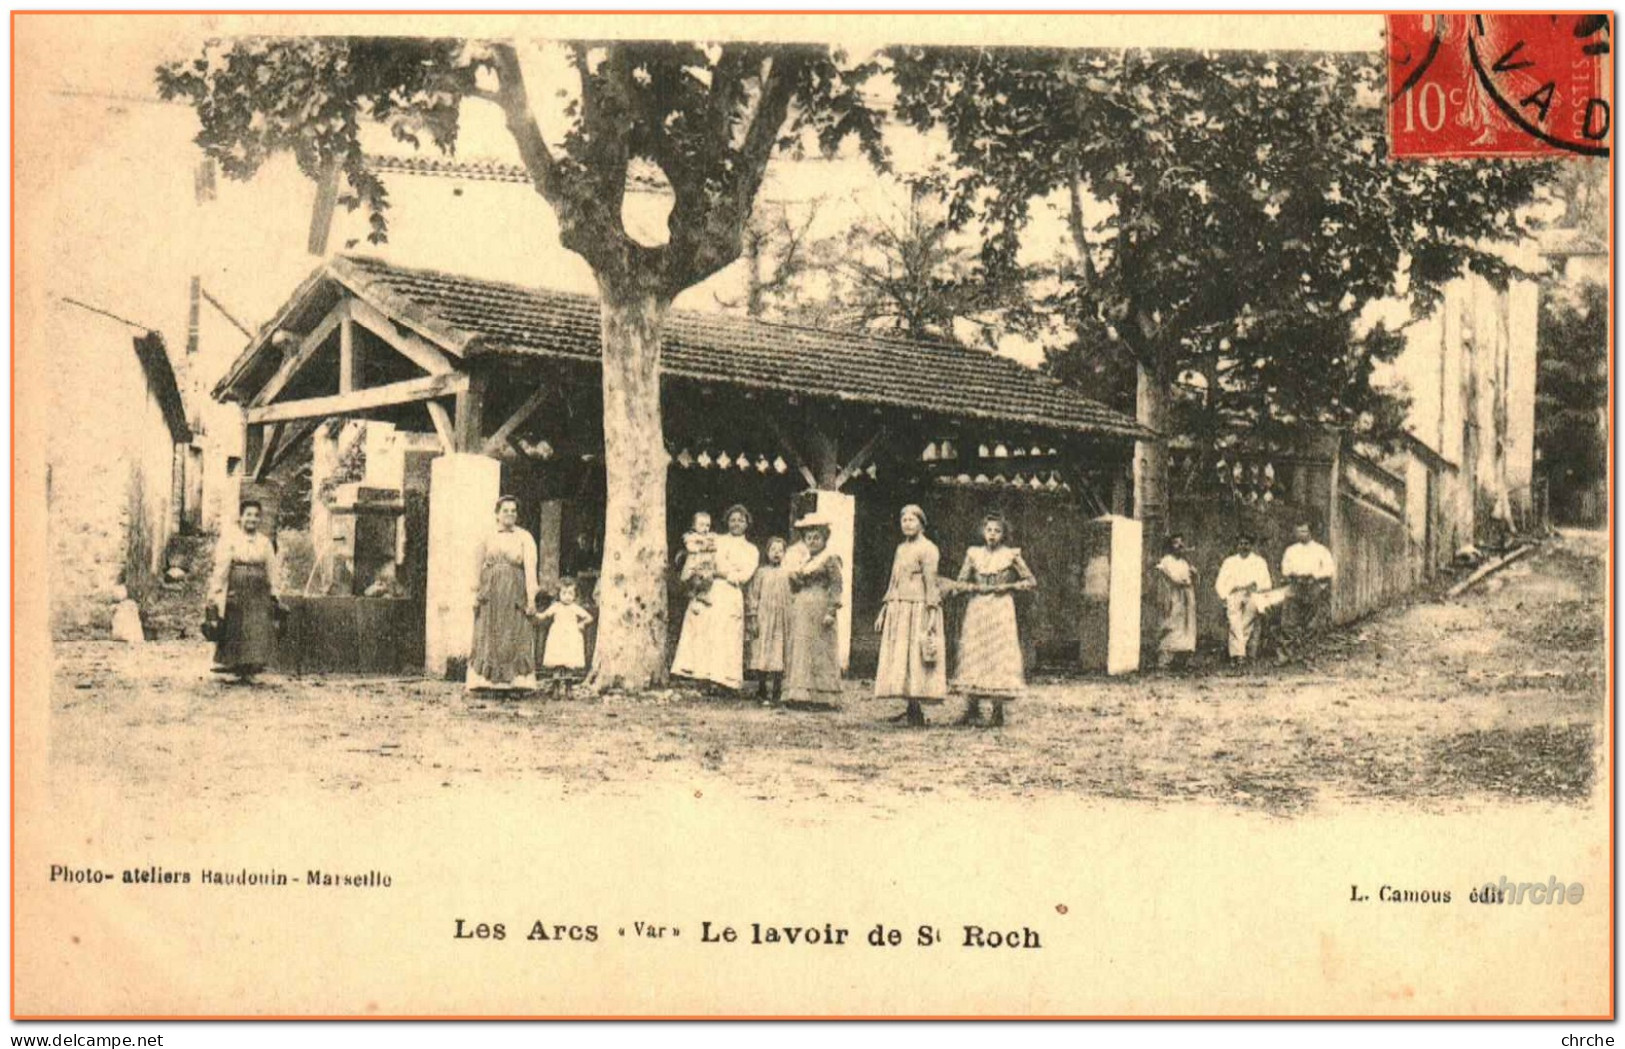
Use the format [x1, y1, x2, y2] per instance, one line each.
[669, 504, 759, 692]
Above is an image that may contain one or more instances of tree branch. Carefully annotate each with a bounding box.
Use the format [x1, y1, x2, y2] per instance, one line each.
[489, 41, 636, 285]
[659, 51, 804, 297]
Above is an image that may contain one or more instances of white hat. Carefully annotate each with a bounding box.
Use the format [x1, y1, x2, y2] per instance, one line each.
[793, 512, 833, 530]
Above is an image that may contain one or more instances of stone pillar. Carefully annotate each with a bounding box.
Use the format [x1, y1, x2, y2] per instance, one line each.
[1081, 514, 1142, 675]
[424, 453, 502, 678]
[1103, 514, 1142, 675]
[813, 489, 856, 671]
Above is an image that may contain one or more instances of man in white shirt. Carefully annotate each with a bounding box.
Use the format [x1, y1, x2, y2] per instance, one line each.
[1280, 522, 1336, 661]
[1214, 534, 1273, 663]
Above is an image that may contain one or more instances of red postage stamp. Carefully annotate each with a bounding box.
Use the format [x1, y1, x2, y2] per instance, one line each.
[1388, 13, 1612, 158]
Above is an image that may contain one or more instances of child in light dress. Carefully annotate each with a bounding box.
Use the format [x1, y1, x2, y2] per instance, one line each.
[535, 578, 594, 696]
[679, 511, 718, 606]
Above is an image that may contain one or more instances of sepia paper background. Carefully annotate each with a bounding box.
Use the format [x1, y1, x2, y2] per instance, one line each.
[12, 11, 1612, 1018]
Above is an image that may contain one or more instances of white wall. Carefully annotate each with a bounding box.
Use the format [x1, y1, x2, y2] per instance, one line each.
[46, 300, 181, 634]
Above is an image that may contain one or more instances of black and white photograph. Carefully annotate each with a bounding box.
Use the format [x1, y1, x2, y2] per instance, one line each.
[12, 9, 1612, 1021]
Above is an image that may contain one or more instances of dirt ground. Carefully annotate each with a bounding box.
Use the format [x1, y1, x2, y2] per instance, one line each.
[47, 529, 1607, 818]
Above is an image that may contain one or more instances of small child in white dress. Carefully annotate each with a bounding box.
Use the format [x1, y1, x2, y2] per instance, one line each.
[535, 578, 594, 694]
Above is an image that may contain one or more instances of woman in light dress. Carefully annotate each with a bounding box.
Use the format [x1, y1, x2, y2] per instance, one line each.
[1153, 533, 1198, 670]
[670, 504, 760, 693]
[873, 504, 947, 727]
[467, 495, 539, 692]
[949, 512, 1036, 727]
[781, 515, 844, 709]
[207, 498, 282, 682]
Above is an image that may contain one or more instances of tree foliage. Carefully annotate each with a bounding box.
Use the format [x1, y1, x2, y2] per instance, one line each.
[1536, 278, 1608, 491]
[887, 46, 1555, 454]
[159, 38, 883, 298]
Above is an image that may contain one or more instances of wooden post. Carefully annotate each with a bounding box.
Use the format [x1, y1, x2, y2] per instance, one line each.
[807, 427, 841, 489]
[453, 371, 488, 453]
[244, 423, 265, 483]
[338, 310, 358, 393]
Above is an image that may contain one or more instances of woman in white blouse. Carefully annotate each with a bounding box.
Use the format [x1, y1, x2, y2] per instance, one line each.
[670, 504, 760, 692]
[207, 499, 282, 681]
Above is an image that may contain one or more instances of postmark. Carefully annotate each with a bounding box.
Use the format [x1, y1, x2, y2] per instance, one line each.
[1388, 13, 1611, 158]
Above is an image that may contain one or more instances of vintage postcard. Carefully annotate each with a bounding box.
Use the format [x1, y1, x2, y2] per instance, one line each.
[12, 10, 1613, 1019]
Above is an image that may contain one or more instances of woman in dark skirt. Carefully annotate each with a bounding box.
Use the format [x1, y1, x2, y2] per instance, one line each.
[782, 515, 844, 709]
[207, 499, 282, 682]
[467, 495, 540, 692]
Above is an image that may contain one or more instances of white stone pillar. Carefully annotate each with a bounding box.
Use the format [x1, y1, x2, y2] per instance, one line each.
[1103, 514, 1143, 675]
[1082, 514, 1142, 675]
[814, 489, 856, 671]
[424, 453, 502, 677]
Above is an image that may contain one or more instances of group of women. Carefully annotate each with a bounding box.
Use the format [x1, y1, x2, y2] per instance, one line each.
[665, 501, 1038, 728]
[210, 495, 1039, 727]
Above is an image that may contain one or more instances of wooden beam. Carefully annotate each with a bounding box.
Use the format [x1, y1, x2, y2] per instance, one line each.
[481, 386, 549, 457]
[454, 371, 489, 452]
[243, 423, 265, 481]
[251, 304, 345, 408]
[807, 427, 841, 489]
[425, 400, 455, 454]
[251, 422, 286, 482]
[263, 418, 321, 478]
[348, 297, 455, 375]
[764, 416, 817, 489]
[833, 427, 889, 489]
[338, 311, 358, 393]
[245, 372, 469, 425]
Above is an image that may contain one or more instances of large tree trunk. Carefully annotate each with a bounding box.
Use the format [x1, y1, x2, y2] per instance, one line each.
[1134, 361, 1170, 553]
[585, 281, 672, 691]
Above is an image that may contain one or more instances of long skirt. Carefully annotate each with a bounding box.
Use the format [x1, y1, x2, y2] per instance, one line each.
[215, 563, 276, 672]
[1225, 591, 1261, 659]
[670, 579, 746, 690]
[469, 560, 536, 690]
[1158, 582, 1197, 663]
[783, 590, 841, 703]
[953, 593, 1024, 697]
[873, 600, 947, 702]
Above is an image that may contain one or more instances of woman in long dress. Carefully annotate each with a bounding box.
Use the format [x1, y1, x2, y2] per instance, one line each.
[1154, 533, 1198, 670]
[208, 499, 282, 682]
[781, 516, 844, 709]
[745, 536, 793, 704]
[467, 495, 539, 692]
[670, 504, 760, 692]
[874, 503, 947, 727]
[950, 513, 1037, 727]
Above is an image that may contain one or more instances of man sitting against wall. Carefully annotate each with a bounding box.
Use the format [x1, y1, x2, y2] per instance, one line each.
[1279, 521, 1336, 663]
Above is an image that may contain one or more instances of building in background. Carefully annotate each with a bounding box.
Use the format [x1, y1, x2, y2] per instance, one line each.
[47, 299, 190, 637]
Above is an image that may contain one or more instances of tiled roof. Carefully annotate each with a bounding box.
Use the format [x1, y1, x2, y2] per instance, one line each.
[366, 154, 670, 193]
[314, 255, 1149, 440]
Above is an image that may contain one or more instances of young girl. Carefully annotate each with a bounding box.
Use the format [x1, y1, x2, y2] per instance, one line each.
[745, 536, 792, 704]
[535, 578, 594, 695]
